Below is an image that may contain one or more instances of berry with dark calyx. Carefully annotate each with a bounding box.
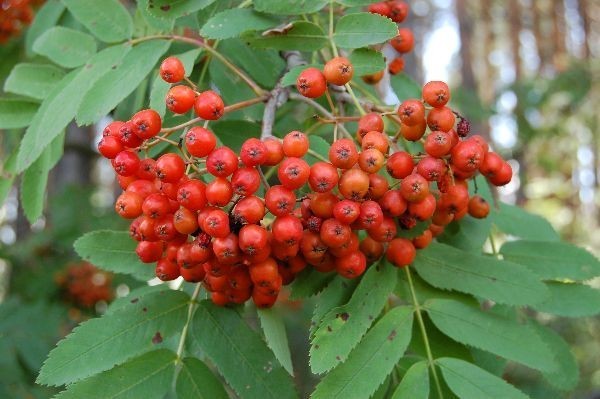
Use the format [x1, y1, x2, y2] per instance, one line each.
[132, 109, 162, 140]
[391, 28, 414, 53]
[308, 161, 339, 193]
[112, 150, 140, 177]
[206, 147, 239, 178]
[333, 199, 361, 224]
[265, 185, 296, 217]
[240, 138, 267, 166]
[397, 99, 425, 126]
[155, 153, 185, 183]
[166, 85, 196, 114]
[296, 67, 327, 98]
[278, 157, 310, 190]
[389, 1, 409, 23]
[413, 229, 433, 249]
[389, 57, 405, 75]
[156, 258, 180, 281]
[424, 130, 452, 158]
[386, 238, 416, 268]
[335, 251, 366, 279]
[177, 179, 207, 211]
[357, 113, 384, 141]
[282, 130, 309, 158]
[323, 56, 354, 86]
[205, 177, 233, 207]
[401, 119, 427, 141]
[160, 56, 185, 83]
[422, 81, 450, 108]
[231, 167, 261, 196]
[202, 209, 231, 238]
[115, 192, 143, 219]
[400, 173, 430, 202]
[361, 131, 389, 153]
[386, 151, 414, 179]
[427, 106, 455, 132]
[329, 138, 359, 169]
[185, 126, 217, 158]
[194, 90, 224, 120]
[118, 121, 143, 148]
[451, 139, 485, 173]
[338, 168, 370, 200]
[468, 195, 490, 219]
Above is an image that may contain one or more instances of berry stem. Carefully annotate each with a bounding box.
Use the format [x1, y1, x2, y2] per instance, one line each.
[405, 267, 444, 399]
[307, 148, 329, 163]
[489, 232, 498, 256]
[258, 167, 271, 190]
[344, 83, 367, 116]
[328, 2, 339, 58]
[176, 282, 202, 361]
[289, 92, 352, 138]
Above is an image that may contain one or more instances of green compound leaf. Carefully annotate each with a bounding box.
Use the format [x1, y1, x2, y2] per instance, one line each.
[191, 301, 298, 399]
[245, 21, 328, 51]
[533, 282, 600, 317]
[73, 230, 155, 281]
[391, 360, 429, 399]
[334, 13, 398, 49]
[4, 63, 66, 100]
[0, 99, 39, 129]
[16, 44, 130, 173]
[310, 276, 359, 336]
[310, 264, 397, 374]
[500, 240, 600, 281]
[437, 357, 529, 399]
[311, 306, 413, 399]
[413, 242, 549, 306]
[62, 0, 133, 43]
[37, 290, 189, 386]
[77, 40, 170, 125]
[176, 357, 229, 399]
[349, 48, 385, 76]
[54, 350, 176, 399]
[492, 202, 559, 241]
[424, 299, 558, 373]
[257, 308, 294, 375]
[32, 27, 97, 68]
[253, 0, 328, 15]
[201, 8, 281, 40]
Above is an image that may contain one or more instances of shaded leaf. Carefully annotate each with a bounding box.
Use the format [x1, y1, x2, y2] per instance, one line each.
[176, 357, 229, 399]
[201, 9, 280, 40]
[390, 73, 421, 102]
[4, 63, 66, 100]
[437, 215, 492, 253]
[349, 48, 385, 76]
[219, 39, 285, 89]
[334, 13, 397, 48]
[391, 361, 429, 399]
[209, 59, 263, 120]
[0, 99, 38, 129]
[254, 0, 328, 15]
[306, 135, 331, 165]
[492, 202, 559, 241]
[146, 0, 218, 20]
[246, 21, 328, 51]
[211, 120, 261, 152]
[257, 308, 294, 374]
[531, 322, 579, 391]
[33, 27, 97, 68]
[63, 0, 133, 43]
[533, 282, 600, 317]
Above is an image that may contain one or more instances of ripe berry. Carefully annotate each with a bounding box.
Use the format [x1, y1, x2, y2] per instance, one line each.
[416, 156, 447, 181]
[357, 113, 384, 140]
[282, 131, 309, 157]
[115, 192, 143, 219]
[323, 56, 354, 86]
[173, 207, 199, 234]
[333, 199, 361, 224]
[202, 209, 230, 238]
[155, 153, 185, 182]
[263, 138, 284, 166]
[308, 161, 339, 193]
[239, 224, 269, 255]
[154, 214, 178, 241]
[427, 106, 455, 132]
[489, 162, 512, 186]
[391, 28, 414, 53]
[166, 85, 196, 114]
[367, 216, 397, 242]
[240, 138, 267, 166]
[413, 229, 433, 249]
[309, 192, 338, 219]
[206, 147, 239, 177]
[160, 56, 185, 83]
[232, 196, 265, 224]
[205, 178, 233, 207]
[450, 140, 485, 173]
[400, 173, 430, 202]
[357, 200, 384, 230]
[132, 109, 162, 140]
[368, 2, 391, 17]
[278, 157, 310, 190]
[177, 179, 207, 211]
[379, 189, 407, 217]
[422, 81, 450, 108]
[142, 193, 171, 219]
[397, 99, 425, 126]
[424, 131, 452, 158]
[369, 174, 390, 200]
[136, 241, 163, 263]
[185, 126, 216, 158]
[98, 136, 124, 159]
[212, 235, 242, 265]
[156, 258, 180, 281]
[103, 121, 124, 137]
[401, 119, 427, 141]
[361, 131, 389, 153]
[320, 218, 351, 248]
[136, 158, 156, 181]
[231, 167, 261, 196]
[361, 70, 384, 85]
[408, 193, 436, 220]
[296, 67, 326, 98]
[338, 168, 370, 200]
[468, 195, 490, 219]
[329, 138, 358, 169]
[386, 151, 414, 179]
[389, 1, 409, 23]
[358, 148, 385, 173]
[265, 185, 296, 216]
[194, 90, 224, 120]
[112, 150, 140, 177]
[360, 236, 384, 262]
[386, 238, 416, 267]
[272, 215, 303, 247]
[388, 57, 405, 75]
[118, 121, 143, 148]
[335, 251, 366, 279]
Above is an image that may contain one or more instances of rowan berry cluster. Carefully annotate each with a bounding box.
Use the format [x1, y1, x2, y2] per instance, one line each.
[369, 0, 412, 76]
[55, 262, 114, 308]
[99, 53, 510, 308]
[0, 0, 39, 44]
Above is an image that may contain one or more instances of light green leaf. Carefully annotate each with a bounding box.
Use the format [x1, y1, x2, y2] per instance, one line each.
[106, 285, 169, 315]
[289, 269, 335, 300]
[311, 306, 413, 399]
[531, 322, 579, 391]
[334, 13, 398, 49]
[424, 299, 557, 373]
[77, 40, 170, 125]
[73, 230, 155, 280]
[246, 21, 328, 51]
[201, 9, 280, 40]
[4, 63, 66, 100]
[37, 290, 189, 386]
[257, 308, 294, 375]
[391, 361, 429, 399]
[20, 132, 64, 224]
[176, 357, 229, 399]
[390, 73, 422, 102]
[146, 0, 218, 20]
[0, 150, 18, 206]
[310, 264, 397, 374]
[349, 48, 385, 76]
[437, 357, 529, 399]
[336, 0, 374, 5]
[211, 120, 261, 152]
[25, 0, 65, 57]
[533, 282, 600, 317]
[54, 350, 176, 399]
[492, 202, 559, 241]
[413, 243, 549, 306]
[0, 99, 39, 129]
[190, 301, 298, 399]
[281, 63, 323, 87]
[438, 215, 492, 253]
[499, 240, 600, 281]
[62, 0, 133, 43]
[310, 276, 359, 336]
[254, 0, 328, 15]
[33, 27, 97, 68]
[306, 135, 331, 165]
[16, 44, 130, 173]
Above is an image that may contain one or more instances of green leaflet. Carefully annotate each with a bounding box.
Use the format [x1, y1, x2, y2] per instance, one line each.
[492, 202, 559, 241]
[0, 99, 38, 129]
[32, 27, 97, 68]
[4, 63, 66, 100]
[310, 276, 359, 336]
[146, 0, 218, 21]
[311, 306, 413, 399]
[333, 13, 398, 48]
[349, 48, 386, 76]
[37, 290, 189, 386]
[305, 135, 332, 165]
[437, 215, 492, 253]
[390, 73, 422, 102]
[310, 264, 397, 374]
[533, 282, 600, 317]
[211, 120, 262, 152]
[62, 0, 133, 43]
[25, 0, 65, 57]
[391, 361, 429, 399]
[201, 9, 281, 40]
[253, 0, 328, 15]
[257, 308, 294, 375]
[531, 322, 579, 391]
[176, 357, 229, 399]
[245, 21, 328, 51]
[190, 301, 298, 399]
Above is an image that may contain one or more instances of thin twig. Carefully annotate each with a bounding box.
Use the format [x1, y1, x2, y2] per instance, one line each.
[289, 92, 352, 138]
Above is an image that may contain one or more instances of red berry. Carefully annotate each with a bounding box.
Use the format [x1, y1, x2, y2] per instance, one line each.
[427, 106, 455, 132]
[265, 185, 296, 217]
[206, 147, 239, 177]
[308, 161, 339, 193]
[263, 138, 284, 166]
[296, 67, 326, 98]
[194, 90, 224, 120]
[278, 157, 310, 190]
[202, 209, 230, 238]
[391, 28, 414, 53]
[205, 178, 233, 207]
[282, 130, 309, 158]
[389, 1, 409, 23]
[386, 238, 416, 267]
[98, 136, 124, 159]
[424, 131, 452, 158]
[231, 167, 261, 196]
[240, 138, 267, 166]
[338, 168, 370, 200]
[160, 56, 185, 83]
[115, 191, 143, 219]
[397, 99, 425, 126]
[388, 57, 405, 75]
[468, 195, 490, 218]
[132, 109, 162, 140]
[335, 251, 366, 279]
[386, 151, 414, 179]
[400, 173, 430, 202]
[185, 126, 217, 158]
[177, 179, 207, 211]
[112, 150, 140, 176]
[166, 85, 196, 114]
[329, 138, 359, 169]
[155, 153, 185, 182]
[323, 56, 354, 86]
[422, 81, 450, 108]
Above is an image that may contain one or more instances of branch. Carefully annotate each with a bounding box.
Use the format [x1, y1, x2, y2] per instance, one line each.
[288, 92, 352, 138]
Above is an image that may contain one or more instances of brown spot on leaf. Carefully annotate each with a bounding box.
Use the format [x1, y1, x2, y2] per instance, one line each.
[388, 329, 397, 341]
[338, 312, 349, 321]
[130, 298, 139, 303]
[160, 5, 170, 11]
[152, 331, 163, 344]
[327, 326, 332, 332]
[142, 307, 147, 312]
[336, 355, 341, 361]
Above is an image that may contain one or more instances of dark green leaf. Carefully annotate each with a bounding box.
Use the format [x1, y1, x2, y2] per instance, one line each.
[437, 357, 529, 399]
[246, 21, 328, 51]
[4, 63, 66, 100]
[190, 301, 298, 399]
[32, 27, 97, 68]
[257, 308, 294, 374]
[253, 0, 328, 15]
[25, 0, 65, 57]
[16, 44, 130, 173]
[334, 13, 398, 48]
[311, 306, 413, 399]
[201, 9, 280, 40]
[176, 357, 229, 399]
[73, 230, 155, 280]
[211, 120, 261, 152]
[0, 99, 38, 129]
[37, 290, 189, 386]
[55, 350, 176, 399]
[311, 276, 359, 335]
[209, 59, 263, 120]
[349, 48, 385, 76]
[533, 282, 600, 317]
[146, 0, 218, 20]
[499, 240, 600, 281]
[310, 264, 397, 373]
[531, 322, 579, 391]
[0, 150, 18, 206]
[77, 40, 170, 125]
[62, 0, 133, 43]
[390, 73, 422, 102]
[424, 299, 558, 373]
[281, 63, 322, 87]
[437, 215, 492, 253]
[391, 361, 429, 399]
[413, 243, 549, 306]
[20, 132, 64, 223]
[492, 202, 559, 241]
[306, 135, 331, 165]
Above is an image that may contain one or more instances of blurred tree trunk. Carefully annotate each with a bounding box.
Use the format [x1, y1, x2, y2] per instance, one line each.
[480, 0, 495, 104]
[508, 0, 522, 81]
[552, 0, 567, 71]
[578, 0, 591, 59]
